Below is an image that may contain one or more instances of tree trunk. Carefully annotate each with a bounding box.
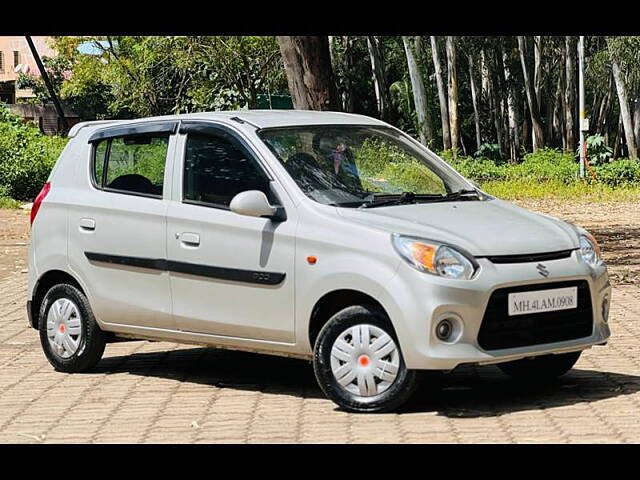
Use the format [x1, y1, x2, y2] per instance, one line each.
[276, 36, 341, 111]
[339, 36, 356, 113]
[468, 53, 482, 151]
[402, 36, 433, 146]
[517, 36, 545, 151]
[613, 111, 623, 158]
[597, 73, 614, 134]
[488, 52, 506, 157]
[501, 47, 520, 162]
[633, 98, 640, 149]
[564, 36, 577, 153]
[430, 36, 451, 151]
[611, 58, 638, 159]
[534, 36, 543, 107]
[445, 36, 459, 158]
[366, 36, 391, 121]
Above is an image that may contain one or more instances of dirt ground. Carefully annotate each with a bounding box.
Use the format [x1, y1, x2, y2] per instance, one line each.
[1, 200, 638, 285]
[0, 209, 30, 282]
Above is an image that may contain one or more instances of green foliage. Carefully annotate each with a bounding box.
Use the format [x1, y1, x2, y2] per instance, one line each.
[510, 149, 579, 183]
[474, 143, 503, 163]
[577, 134, 613, 166]
[0, 103, 68, 201]
[447, 149, 578, 184]
[0, 184, 21, 208]
[48, 36, 288, 119]
[594, 159, 640, 186]
[448, 157, 505, 182]
[482, 179, 640, 202]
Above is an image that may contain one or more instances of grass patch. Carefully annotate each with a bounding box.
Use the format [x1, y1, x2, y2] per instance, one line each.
[0, 197, 22, 209]
[481, 179, 640, 202]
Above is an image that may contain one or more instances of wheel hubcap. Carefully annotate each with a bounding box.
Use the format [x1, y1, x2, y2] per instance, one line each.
[46, 298, 83, 359]
[330, 324, 400, 397]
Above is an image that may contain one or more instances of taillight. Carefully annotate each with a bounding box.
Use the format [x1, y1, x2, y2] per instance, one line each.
[30, 182, 51, 227]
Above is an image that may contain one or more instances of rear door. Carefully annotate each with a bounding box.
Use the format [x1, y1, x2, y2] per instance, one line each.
[165, 121, 296, 343]
[67, 122, 177, 330]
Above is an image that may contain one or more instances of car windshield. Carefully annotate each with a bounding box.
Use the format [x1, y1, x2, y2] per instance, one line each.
[258, 125, 474, 208]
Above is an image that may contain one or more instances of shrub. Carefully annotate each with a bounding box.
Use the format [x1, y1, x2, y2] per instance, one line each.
[447, 156, 507, 182]
[594, 159, 640, 186]
[580, 134, 613, 166]
[0, 103, 68, 201]
[507, 149, 578, 183]
[474, 143, 503, 163]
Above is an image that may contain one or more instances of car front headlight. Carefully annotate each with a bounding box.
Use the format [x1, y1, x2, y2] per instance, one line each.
[579, 232, 602, 268]
[392, 234, 476, 280]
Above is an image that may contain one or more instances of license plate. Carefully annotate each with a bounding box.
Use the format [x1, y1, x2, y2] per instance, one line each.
[508, 286, 578, 316]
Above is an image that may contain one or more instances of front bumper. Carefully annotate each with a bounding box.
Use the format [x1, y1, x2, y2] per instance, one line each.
[379, 250, 612, 370]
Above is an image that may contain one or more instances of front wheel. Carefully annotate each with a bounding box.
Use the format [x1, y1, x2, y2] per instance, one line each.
[498, 351, 582, 381]
[313, 305, 420, 413]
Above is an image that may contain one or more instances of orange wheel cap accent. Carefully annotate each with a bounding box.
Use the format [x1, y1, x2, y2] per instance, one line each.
[358, 355, 370, 367]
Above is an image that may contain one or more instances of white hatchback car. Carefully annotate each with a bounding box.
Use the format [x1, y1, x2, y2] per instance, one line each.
[28, 111, 611, 413]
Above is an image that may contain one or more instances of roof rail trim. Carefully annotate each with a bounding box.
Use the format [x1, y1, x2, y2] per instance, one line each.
[230, 116, 260, 129]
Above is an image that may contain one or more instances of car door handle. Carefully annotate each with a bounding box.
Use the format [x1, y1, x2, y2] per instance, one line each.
[178, 232, 200, 247]
[79, 218, 96, 231]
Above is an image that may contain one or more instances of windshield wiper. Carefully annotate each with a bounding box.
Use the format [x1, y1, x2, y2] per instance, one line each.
[359, 192, 444, 209]
[444, 189, 482, 201]
[359, 189, 482, 209]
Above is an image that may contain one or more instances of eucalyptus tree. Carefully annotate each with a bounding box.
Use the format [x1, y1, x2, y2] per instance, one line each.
[402, 36, 433, 146]
[430, 36, 451, 150]
[517, 36, 545, 151]
[445, 36, 460, 158]
[366, 36, 392, 121]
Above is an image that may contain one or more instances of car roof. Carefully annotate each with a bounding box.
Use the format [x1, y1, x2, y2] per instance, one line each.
[68, 110, 388, 138]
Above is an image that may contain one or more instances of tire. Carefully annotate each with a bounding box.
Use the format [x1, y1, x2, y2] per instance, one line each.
[38, 283, 106, 373]
[498, 351, 581, 381]
[313, 304, 420, 413]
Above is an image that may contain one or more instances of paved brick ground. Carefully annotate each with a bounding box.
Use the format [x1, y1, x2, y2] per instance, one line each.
[1, 270, 639, 444]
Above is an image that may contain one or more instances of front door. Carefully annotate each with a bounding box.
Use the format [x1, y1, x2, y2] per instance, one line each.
[166, 123, 296, 343]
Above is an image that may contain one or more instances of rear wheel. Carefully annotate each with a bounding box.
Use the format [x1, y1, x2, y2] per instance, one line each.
[498, 351, 581, 381]
[313, 304, 420, 413]
[39, 283, 106, 373]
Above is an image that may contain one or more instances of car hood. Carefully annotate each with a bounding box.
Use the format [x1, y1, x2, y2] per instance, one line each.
[336, 198, 579, 256]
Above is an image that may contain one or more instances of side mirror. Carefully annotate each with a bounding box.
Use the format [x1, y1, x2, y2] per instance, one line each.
[230, 190, 284, 221]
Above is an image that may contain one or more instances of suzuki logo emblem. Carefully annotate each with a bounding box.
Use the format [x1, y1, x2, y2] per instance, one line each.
[536, 263, 550, 278]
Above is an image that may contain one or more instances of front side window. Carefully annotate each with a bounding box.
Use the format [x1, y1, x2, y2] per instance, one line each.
[258, 126, 473, 207]
[183, 133, 272, 208]
[92, 134, 169, 197]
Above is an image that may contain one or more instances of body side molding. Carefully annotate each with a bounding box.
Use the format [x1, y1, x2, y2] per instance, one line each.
[84, 252, 285, 286]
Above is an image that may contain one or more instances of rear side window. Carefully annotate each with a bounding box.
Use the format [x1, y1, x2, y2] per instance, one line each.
[92, 135, 169, 197]
[183, 134, 272, 208]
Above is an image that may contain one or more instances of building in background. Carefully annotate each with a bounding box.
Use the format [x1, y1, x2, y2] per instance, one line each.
[0, 36, 79, 134]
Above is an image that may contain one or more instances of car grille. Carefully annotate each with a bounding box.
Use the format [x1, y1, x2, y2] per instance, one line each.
[485, 249, 574, 264]
[477, 280, 593, 351]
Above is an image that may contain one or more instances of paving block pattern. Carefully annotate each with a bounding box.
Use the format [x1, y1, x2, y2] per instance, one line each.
[1, 273, 639, 444]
